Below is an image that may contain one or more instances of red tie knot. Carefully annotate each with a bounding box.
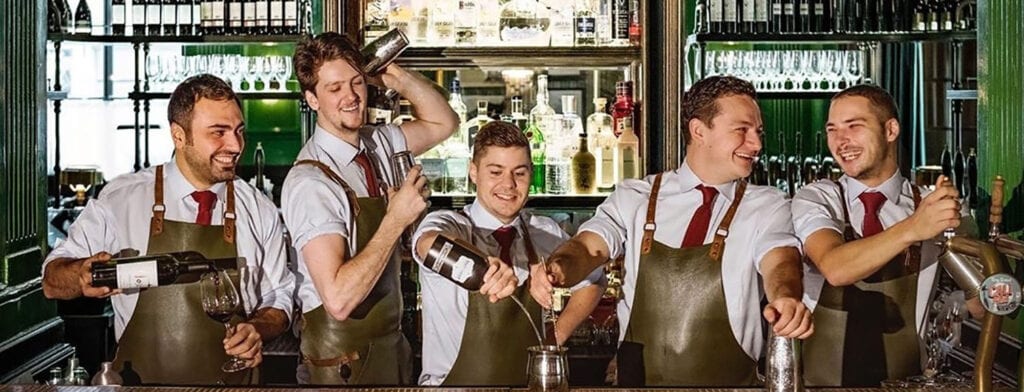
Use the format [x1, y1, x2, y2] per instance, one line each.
[492, 226, 517, 266]
[858, 191, 887, 214]
[696, 184, 719, 205]
[191, 190, 217, 226]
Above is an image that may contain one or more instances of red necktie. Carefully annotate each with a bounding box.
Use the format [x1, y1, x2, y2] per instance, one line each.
[191, 190, 217, 226]
[858, 191, 887, 237]
[681, 185, 719, 247]
[492, 226, 516, 266]
[353, 150, 381, 197]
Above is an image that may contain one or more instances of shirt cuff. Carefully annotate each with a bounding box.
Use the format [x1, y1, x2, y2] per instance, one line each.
[292, 223, 348, 252]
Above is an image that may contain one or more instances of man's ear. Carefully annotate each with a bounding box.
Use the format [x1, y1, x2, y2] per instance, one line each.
[468, 160, 478, 185]
[304, 90, 320, 112]
[170, 122, 188, 149]
[884, 118, 900, 142]
[689, 118, 708, 146]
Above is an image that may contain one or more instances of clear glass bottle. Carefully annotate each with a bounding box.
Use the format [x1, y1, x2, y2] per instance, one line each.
[408, 0, 429, 45]
[364, 0, 390, 40]
[444, 138, 471, 194]
[544, 116, 570, 195]
[162, 0, 178, 35]
[388, 0, 412, 36]
[571, 133, 597, 194]
[454, 0, 478, 45]
[574, 0, 597, 46]
[560, 95, 584, 155]
[499, 0, 550, 46]
[510, 95, 529, 131]
[549, 3, 575, 46]
[429, 0, 455, 45]
[477, 0, 501, 45]
[595, 0, 613, 44]
[587, 97, 616, 190]
[448, 78, 468, 126]
[615, 123, 640, 180]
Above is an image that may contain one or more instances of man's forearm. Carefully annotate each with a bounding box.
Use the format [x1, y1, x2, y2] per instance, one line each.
[247, 307, 290, 341]
[42, 258, 84, 300]
[761, 247, 804, 302]
[555, 284, 603, 345]
[550, 236, 608, 287]
[328, 214, 405, 308]
[816, 224, 917, 285]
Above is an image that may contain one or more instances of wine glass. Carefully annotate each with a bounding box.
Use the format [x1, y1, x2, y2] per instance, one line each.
[843, 50, 862, 88]
[199, 270, 248, 373]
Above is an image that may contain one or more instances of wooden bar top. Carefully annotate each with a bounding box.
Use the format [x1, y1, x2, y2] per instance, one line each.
[0, 386, 1015, 392]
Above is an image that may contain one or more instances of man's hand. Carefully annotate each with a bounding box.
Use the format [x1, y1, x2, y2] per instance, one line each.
[543, 254, 567, 287]
[80, 252, 121, 298]
[386, 165, 429, 227]
[529, 262, 554, 309]
[901, 176, 961, 243]
[224, 322, 263, 369]
[763, 297, 814, 339]
[479, 256, 517, 303]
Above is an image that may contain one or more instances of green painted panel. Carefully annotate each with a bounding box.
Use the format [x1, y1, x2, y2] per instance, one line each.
[0, 286, 56, 344]
[2, 246, 43, 286]
[978, 0, 1024, 341]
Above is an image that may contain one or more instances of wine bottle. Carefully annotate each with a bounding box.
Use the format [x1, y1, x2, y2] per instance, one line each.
[146, 0, 162, 36]
[572, 133, 597, 194]
[177, 0, 193, 35]
[111, 0, 127, 35]
[73, 0, 92, 35]
[709, 0, 723, 33]
[90, 251, 241, 289]
[423, 233, 491, 291]
[227, 0, 243, 34]
[132, 0, 146, 35]
[162, 0, 178, 35]
[770, 0, 783, 32]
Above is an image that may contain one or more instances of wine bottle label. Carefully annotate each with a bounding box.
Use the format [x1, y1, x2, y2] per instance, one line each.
[709, 0, 722, 22]
[756, 0, 769, 19]
[284, 0, 297, 26]
[147, 4, 161, 24]
[270, 0, 283, 26]
[244, 1, 256, 25]
[256, 0, 269, 26]
[743, 0, 755, 22]
[133, 5, 146, 25]
[163, 4, 177, 25]
[112, 5, 126, 24]
[178, 4, 192, 24]
[116, 261, 159, 289]
[450, 255, 475, 284]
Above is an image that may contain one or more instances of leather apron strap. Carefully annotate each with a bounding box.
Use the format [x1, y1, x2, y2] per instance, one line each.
[619, 175, 757, 387]
[443, 211, 543, 386]
[804, 180, 924, 387]
[295, 159, 410, 386]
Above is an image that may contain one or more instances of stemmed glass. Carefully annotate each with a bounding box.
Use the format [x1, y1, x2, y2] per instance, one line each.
[827, 50, 846, 90]
[257, 57, 274, 91]
[145, 55, 162, 91]
[843, 50, 862, 88]
[224, 55, 242, 91]
[242, 57, 259, 92]
[199, 270, 248, 373]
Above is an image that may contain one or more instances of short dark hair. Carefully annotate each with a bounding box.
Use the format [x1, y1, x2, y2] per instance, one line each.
[167, 74, 240, 141]
[472, 121, 530, 163]
[681, 76, 757, 145]
[832, 84, 899, 125]
[293, 32, 365, 95]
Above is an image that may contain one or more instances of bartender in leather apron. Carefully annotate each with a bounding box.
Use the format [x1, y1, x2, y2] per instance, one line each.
[542, 76, 814, 387]
[281, 32, 457, 385]
[793, 85, 972, 387]
[411, 122, 606, 386]
[42, 74, 295, 385]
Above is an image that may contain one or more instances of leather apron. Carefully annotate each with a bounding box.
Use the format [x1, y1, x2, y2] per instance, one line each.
[442, 213, 544, 386]
[617, 174, 759, 387]
[803, 182, 923, 387]
[112, 165, 251, 385]
[295, 159, 411, 385]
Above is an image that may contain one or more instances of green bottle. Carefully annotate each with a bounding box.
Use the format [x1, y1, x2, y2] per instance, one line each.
[525, 121, 546, 194]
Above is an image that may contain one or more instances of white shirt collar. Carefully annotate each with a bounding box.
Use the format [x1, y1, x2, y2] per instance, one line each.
[311, 125, 372, 165]
[671, 160, 740, 201]
[164, 159, 228, 205]
[466, 201, 523, 233]
[840, 170, 904, 207]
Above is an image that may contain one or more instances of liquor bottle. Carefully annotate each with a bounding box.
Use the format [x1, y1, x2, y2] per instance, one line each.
[242, 0, 257, 34]
[162, 0, 177, 35]
[529, 75, 555, 194]
[250, 0, 266, 34]
[544, 116, 570, 195]
[914, 0, 929, 31]
[465, 100, 492, 149]
[48, 0, 71, 34]
[817, 130, 835, 180]
[192, 0, 202, 35]
[423, 233, 491, 291]
[73, 0, 92, 34]
[737, 0, 751, 33]
[111, 0, 126, 35]
[368, 86, 399, 125]
[709, 0, 723, 33]
[146, 0, 162, 36]
[751, 150, 767, 185]
[586, 97, 612, 187]
[628, 0, 640, 45]
[769, 132, 786, 193]
[611, 81, 633, 137]
[615, 123, 639, 180]
[611, 0, 629, 44]
[550, 3, 574, 47]
[449, 78, 468, 126]
[392, 99, 414, 125]
[572, 133, 597, 194]
[132, 0, 146, 35]
[407, 0, 428, 45]
[755, 0, 769, 33]
[90, 251, 241, 289]
[575, 0, 597, 46]
[851, 0, 865, 32]
[596, 0, 613, 44]
[722, 0, 737, 33]
[227, 0, 243, 34]
[211, 0, 227, 34]
[833, 0, 847, 32]
[478, 0, 501, 45]
[770, 0, 783, 32]
[429, 0, 455, 46]
[454, 0, 478, 45]
[781, 0, 795, 32]
[364, 0, 389, 40]
[940, 0, 954, 31]
[177, 0, 193, 35]
[814, 0, 829, 32]
[444, 133, 472, 194]
[283, 0, 298, 33]
[561, 95, 584, 150]
[878, 0, 893, 31]
[798, 0, 810, 32]
[269, 0, 283, 34]
[863, 0, 877, 32]
[510, 96, 529, 131]
[802, 131, 820, 182]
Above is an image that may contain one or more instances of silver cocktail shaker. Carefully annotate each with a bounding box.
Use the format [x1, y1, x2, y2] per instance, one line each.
[766, 329, 803, 392]
[361, 28, 409, 76]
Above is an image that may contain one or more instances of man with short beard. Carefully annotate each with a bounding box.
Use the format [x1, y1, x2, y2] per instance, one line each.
[282, 33, 458, 385]
[539, 76, 813, 387]
[412, 121, 606, 386]
[794, 84, 969, 386]
[42, 74, 295, 385]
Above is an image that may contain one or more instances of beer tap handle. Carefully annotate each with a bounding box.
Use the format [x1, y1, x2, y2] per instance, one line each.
[940, 176, 957, 240]
[989, 176, 1004, 239]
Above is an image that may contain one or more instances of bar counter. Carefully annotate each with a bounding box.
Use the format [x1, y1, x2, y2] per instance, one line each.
[1, 386, 1018, 392]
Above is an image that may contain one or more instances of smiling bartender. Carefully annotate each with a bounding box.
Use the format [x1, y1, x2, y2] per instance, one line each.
[543, 76, 814, 387]
[41, 75, 295, 385]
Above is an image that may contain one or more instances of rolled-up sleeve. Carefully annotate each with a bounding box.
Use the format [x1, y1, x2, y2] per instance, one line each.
[792, 183, 844, 244]
[411, 211, 471, 268]
[281, 172, 352, 252]
[752, 193, 802, 273]
[577, 185, 636, 260]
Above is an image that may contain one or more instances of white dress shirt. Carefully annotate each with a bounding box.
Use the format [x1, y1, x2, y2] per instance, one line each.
[281, 124, 408, 313]
[412, 202, 606, 386]
[792, 172, 943, 333]
[578, 162, 800, 359]
[44, 160, 296, 340]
